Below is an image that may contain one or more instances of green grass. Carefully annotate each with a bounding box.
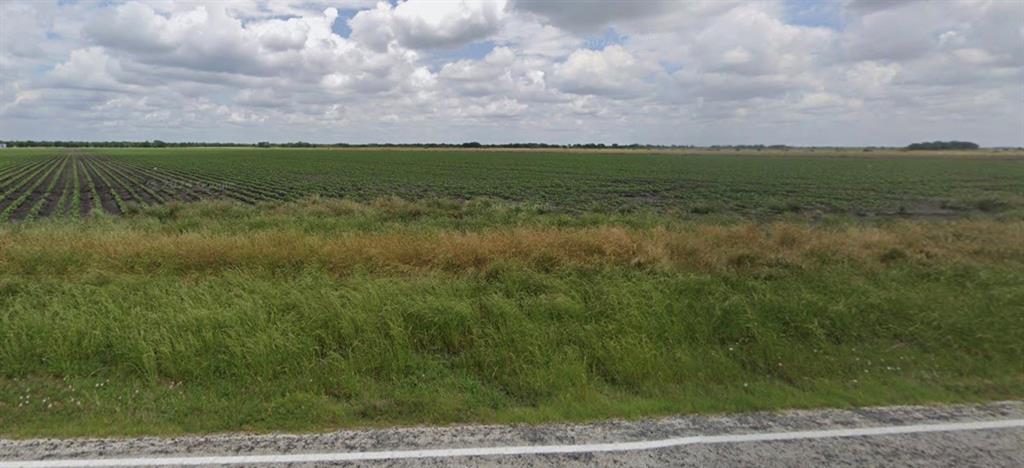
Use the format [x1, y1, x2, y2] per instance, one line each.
[1, 265, 1021, 437]
[1, 199, 1022, 437]
[1, 147, 1021, 437]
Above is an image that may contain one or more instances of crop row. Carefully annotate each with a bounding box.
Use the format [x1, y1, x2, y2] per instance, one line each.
[94, 147, 1024, 215]
[4, 147, 1023, 219]
[0, 154, 285, 221]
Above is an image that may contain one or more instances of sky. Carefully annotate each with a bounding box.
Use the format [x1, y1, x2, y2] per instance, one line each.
[1, 0, 1021, 146]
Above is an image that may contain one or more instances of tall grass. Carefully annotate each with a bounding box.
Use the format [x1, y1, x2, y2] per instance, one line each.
[0, 198, 1021, 437]
[1, 202, 1021, 276]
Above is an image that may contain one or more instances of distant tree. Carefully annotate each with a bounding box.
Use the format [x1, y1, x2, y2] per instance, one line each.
[906, 141, 979, 150]
[0, 140, 725, 149]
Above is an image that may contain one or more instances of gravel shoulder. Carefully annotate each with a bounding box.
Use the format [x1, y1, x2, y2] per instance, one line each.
[2, 401, 1022, 467]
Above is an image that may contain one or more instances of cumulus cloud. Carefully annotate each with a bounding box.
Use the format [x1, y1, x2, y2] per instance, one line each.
[81, 3, 359, 78]
[845, 61, 901, 96]
[458, 97, 528, 119]
[509, 0, 675, 32]
[45, 48, 133, 92]
[437, 46, 554, 102]
[690, 6, 834, 76]
[552, 46, 661, 98]
[0, 0, 1021, 145]
[350, 0, 507, 50]
[842, 0, 924, 15]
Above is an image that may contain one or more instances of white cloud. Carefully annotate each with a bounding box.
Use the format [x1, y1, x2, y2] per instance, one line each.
[552, 46, 661, 98]
[350, 0, 507, 50]
[845, 61, 901, 95]
[509, 0, 674, 33]
[796, 92, 862, 111]
[0, 0, 1021, 146]
[951, 48, 995, 65]
[439, 47, 539, 98]
[46, 47, 132, 92]
[458, 97, 528, 118]
[690, 5, 834, 76]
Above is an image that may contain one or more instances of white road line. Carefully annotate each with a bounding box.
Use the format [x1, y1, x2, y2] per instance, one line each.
[2, 419, 1022, 467]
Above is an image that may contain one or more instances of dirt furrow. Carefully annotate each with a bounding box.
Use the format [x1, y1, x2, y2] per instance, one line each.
[0, 158, 48, 181]
[107, 162, 197, 202]
[119, 161, 272, 202]
[0, 159, 60, 217]
[81, 157, 122, 215]
[37, 156, 74, 218]
[3, 154, 293, 220]
[120, 163, 261, 204]
[9, 157, 67, 221]
[92, 157, 166, 204]
[0, 158, 55, 193]
[136, 167, 202, 203]
[117, 164, 216, 202]
[75, 157, 95, 217]
[86, 156, 155, 206]
[61, 157, 80, 216]
[84, 156, 142, 207]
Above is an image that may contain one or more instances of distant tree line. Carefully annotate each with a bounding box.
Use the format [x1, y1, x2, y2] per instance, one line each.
[275, 142, 705, 149]
[0, 139, 704, 148]
[1, 140, 251, 148]
[906, 141, 979, 150]
[708, 144, 792, 150]
[0, 139, 798, 148]
[1, 140, 1001, 150]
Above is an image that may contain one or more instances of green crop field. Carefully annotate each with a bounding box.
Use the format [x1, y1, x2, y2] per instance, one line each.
[1, 147, 1023, 220]
[1, 147, 1022, 438]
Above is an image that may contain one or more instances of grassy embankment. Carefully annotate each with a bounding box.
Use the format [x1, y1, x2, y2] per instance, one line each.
[1, 198, 1022, 437]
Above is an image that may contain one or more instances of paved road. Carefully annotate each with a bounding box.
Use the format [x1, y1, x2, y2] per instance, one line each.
[2, 401, 1022, 467]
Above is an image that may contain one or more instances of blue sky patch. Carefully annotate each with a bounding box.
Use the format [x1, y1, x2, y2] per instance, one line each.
[330, 9, 360, 38]
[783, 0, 844, 30]
[583, 28, 628, 50]
[660, 61, 683, 74]
[424, 41, 497, 69]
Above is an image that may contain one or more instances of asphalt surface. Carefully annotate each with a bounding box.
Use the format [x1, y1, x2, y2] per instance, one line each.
[1, 401, 1021, 467]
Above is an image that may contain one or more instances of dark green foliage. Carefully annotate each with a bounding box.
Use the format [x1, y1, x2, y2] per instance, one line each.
[92, 148, 1024, 217]
[3, 148, 1022, 219]
[906, 141, 979, 150]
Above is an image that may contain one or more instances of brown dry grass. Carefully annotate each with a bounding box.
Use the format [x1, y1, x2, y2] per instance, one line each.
[2, 221, 1021, 276]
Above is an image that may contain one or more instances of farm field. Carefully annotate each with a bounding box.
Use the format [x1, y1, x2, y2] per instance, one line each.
[0, 147, 1022, 438]
[1, 147, 1023, 219]
[0, 152, 275, 221]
